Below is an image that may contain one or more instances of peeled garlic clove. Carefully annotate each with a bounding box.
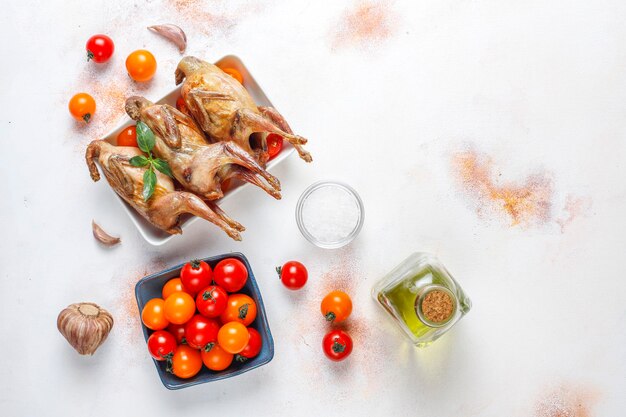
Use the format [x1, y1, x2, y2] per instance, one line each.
[57, 303, 114, 355]
[92, 220, 121, 246]
[148, 24, 187, 53]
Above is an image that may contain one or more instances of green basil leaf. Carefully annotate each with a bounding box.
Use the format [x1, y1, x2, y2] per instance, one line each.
[152, 158, 174, 178]
[142, 167, 157, 201]
[129, 155, 150, 167]
[136, 121, 155, 153]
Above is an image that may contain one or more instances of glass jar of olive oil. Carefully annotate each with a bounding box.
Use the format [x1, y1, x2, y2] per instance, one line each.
[372, 253, 471, 347]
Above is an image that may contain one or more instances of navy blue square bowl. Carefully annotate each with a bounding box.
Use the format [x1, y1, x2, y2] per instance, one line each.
[135, 253, 274, 390]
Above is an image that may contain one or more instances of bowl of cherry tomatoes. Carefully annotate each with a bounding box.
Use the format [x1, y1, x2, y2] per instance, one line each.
[135, 253, 274, 390]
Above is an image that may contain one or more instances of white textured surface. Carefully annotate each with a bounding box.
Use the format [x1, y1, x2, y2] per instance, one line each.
[1, 1, 625, 416]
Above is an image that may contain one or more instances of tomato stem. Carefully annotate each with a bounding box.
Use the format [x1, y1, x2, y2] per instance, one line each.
[202, 290, 216, 303]
[235, 354, 248, 363]
[203, 342, 215, 352]
[325, 312, 336, 322]
[275, 266, 282, 278]
[332, 341, 346, 354]
[82, 113, 91, 123]
[190, 259, 201, 269]
[238, 303, 250, 319]
[87, 50, 94, 62]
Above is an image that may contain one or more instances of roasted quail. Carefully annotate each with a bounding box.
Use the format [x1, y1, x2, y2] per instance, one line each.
[125, 96, 281, 200]
[175, 56, 312, 165]
[85, 140, 244, 240]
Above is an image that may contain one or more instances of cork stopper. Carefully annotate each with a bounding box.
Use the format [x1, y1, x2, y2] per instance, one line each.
[416, 286, 456, 326]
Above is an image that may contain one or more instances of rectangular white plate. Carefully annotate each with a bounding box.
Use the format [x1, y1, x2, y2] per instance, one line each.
[100, 55, 294, 246]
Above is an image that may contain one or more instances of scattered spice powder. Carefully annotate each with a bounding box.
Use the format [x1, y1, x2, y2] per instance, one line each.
[556, 195, 592, 233]
[421, 289, 453, 323]
[534, 383, 600, 417]
[452, 148, 554, 227]
[330, 0, 398, 50]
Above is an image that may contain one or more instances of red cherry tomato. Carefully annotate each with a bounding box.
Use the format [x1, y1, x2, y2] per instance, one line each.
[214, 258, 248, 293]
[147, 330, 177, 361]
[167, 322, 187, 344]
[277, 261, 308, 290]
[322, 330, 353, 362]
[180, 260, 212, 296]
[237, 328, 262, 360]
[267, 133, 283, 160]
[86, 34, 114, 63]
[117, 125, 138, 147]
[184, 314, 220, 351]
[176, 96, 189, 115]
[196, 285, 228, 318]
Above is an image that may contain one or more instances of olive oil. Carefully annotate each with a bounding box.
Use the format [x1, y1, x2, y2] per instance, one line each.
[373, 253, 471, 347]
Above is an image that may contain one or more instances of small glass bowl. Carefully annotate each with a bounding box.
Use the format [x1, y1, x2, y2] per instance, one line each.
[295, 181, 364, 249]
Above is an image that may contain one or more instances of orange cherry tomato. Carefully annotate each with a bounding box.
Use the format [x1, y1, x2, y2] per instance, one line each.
[116, 125, 138, 147]
[171, 345, 202, 379]
[220, 67, 243, 84]
[162, 278, 184, 299]
[320, 291, 352, 323]
[68, 93, 96, 123]
[141, 298, 169, 330]
[126, 49, 157, 82]
[220, 294, 257, 326]
[201, 344, 233, 371]
[164, 291, 195, 324]
[217, 322, 249, 354]
[266, 133, 283, 160]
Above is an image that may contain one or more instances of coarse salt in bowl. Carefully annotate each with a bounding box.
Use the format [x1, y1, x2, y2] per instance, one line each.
[295, 181, 364, 249]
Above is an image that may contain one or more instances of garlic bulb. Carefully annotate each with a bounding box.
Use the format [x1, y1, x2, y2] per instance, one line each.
[57, 302, 114, 355]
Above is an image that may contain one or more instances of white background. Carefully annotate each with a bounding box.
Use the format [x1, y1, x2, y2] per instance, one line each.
[1, 0, 625, 416]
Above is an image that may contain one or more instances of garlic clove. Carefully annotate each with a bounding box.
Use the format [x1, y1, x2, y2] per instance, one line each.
[92, 220, 121, 246]
[57, 302, 114, 355]
[148, 24, 187, 53]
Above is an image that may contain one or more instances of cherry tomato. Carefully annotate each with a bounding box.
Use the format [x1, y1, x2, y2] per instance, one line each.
[147, 330, 177, 361]
[321, 291, 352, 323]
[180, 260, 212, 296]
[220, 294, 257, 326]
[86, 34, 114, 63]
[214, 258, 248, 293]
[126, 49, 157, 82]
[167, 322, 187, 344]
[267, 133, 283, 160]
[277, 261, 308, 290]
[141, 298, 169, 330]
[164, 291, 195, 325]
[196, 285, 228, 318]
[117, 125, 138, 147]
[162, 277, 184, 299]
[217, 322, 250, 354]
[176, 96, 189, 115]
[237, 328, 262, 360]
[68, 93, 96, 123]
[322, 330, 353, 362]
[171, 345, 202, 379]
[201, 344, 233, 371]
[184, 314, 220, 350]
[220, 67, 243, 84]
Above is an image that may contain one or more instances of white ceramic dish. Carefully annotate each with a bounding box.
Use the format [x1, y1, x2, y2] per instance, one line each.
[100, 55, 295, 246]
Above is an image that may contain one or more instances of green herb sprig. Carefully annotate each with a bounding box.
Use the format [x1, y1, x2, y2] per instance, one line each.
[129, 121, 174, 201]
